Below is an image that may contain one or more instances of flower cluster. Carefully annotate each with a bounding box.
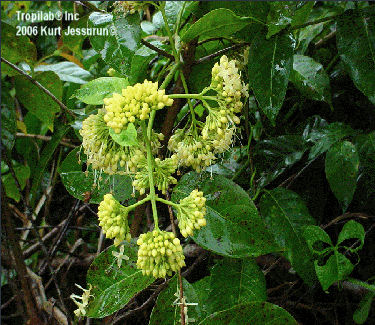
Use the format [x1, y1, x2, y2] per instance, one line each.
[176, 190, 206, 237]
[168, 55, 248, 172]
[168, 128, 216, 172]
[132, 155, 178, 195]
[80, 110, 143, 174]
[98, 194, 131, 246]
[80, 110, 163, 175]
[103, 80, 173, 134]
[137, 230, 185, 278]
[70, 284, 93, 318]
[114, 1, 150, 15]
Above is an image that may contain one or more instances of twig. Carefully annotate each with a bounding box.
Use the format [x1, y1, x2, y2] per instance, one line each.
[141, 39, 175, 60]
[194, 43, 249, 65]
[16, 133, 77, 148]
[322, 212, 373, 229]
[1, 57, 73, 116]
[315, 30, 336, 48]
[166, 191, 186, 325]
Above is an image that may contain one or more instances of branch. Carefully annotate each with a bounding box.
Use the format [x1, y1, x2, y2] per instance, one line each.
[194, 43, 249, 65]
[141, 39, 175, 60]
[15, 133, 78, 148]
[1, 57, 73, 116]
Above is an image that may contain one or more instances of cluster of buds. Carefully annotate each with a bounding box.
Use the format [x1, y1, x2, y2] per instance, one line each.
[103, 80, 173, 134]
[176, 190, 206, 237]
[168, 55, 248, 172]
[98, 194, 131, 246]
[80, 110, 143, 174]
[137, 230, 185, 278]
[168, 128, 216, 172]
[70, 284, 93, 318]
[132, 155, 178, 195]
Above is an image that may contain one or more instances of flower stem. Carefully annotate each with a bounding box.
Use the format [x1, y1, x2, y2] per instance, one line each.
[126, 195, 151, 212]
[155, 197, 180, 209]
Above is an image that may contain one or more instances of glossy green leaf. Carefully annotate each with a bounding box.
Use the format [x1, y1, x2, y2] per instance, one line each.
[29, 125, 69, 207]
[304, 221, 365, 291]
[172, 172, 279, 258]
[325, 141, 359, 211]
[206, 258, 266, 314]
[2, 165, 30, 202]
[182, 9, 252, 43]
[304, 121, 355, 160]
[253, 135, 307, 187]
[35, 62, 91, 84]
[354, 131, 375, 169]
[109, 123, 138, 147]
[89, 12, 141, 76]
[336, 9, 375, 104]
[290, 54, 331, 103]
[260, 188, 316, 285]
[198, 302, 297, 325]
[248, 31, 295, 125]
[1, 91, 16, 151]
[149, 276, 207, 325]
[74, 77, 129, 105]
[86, 244, 154, 318]
[130, 44, 158, 84]
[266, 2, 296, 38]
[14, 71, 62, 130]
[59, 148, 133, 204]
[353, 291, 375, 324]
[291, 1, 315, 27]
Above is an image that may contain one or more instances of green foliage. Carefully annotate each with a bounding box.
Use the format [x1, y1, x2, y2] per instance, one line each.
[325, 141, 360, 211]
[336, 9, 375, 104]
[182, 9, 252, 42]
[34, 62, 91, 84]
[88, 12, 141, 77]
[290, 54, 331, 104]
[303, 220, 365, 291]
[2, 164, 30, 202]
[1, 91, 16, 150]
[248, 31, 295, 124]
[260, 188, 316, 285]
[59, 148, 133, 204]
[353, 291, 375, 324]
[109, 123, 138, 147]
[14, 71, 62, 130]
[74, 77, 129, 105]
[172, 172, 279, 258]
[86, 244, 154, 318]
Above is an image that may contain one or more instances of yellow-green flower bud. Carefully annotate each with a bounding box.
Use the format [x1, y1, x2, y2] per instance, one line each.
[136, 230, 185, 278]
[98, 194, 131, 246]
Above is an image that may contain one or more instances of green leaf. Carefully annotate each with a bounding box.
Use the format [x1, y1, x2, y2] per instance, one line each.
[109, 123, 138, 147]
[291, 1, 315, 27]
[336, 9, 375, 104]
[14, 71, 62, 130]
[2, 165, 30, 202]
[253, 135, 307, 187]
[89, 12, 141, 76]
[290, 54, 331, 104]
[325, 141, 359, 212]
[29, 125, 69, 207]
[172, 172, 279, 258]
[34, 62, 91, 84]
[149, 276, 207, 325]
[1, 91, 16, 151]
[248, 31, 295, 125]
[1, 22, 36, 70]
[304, 121, 355, 160]
[266, 2, 296, 38]
[198, 302, 297, 325]
[59, 148, 133, 204]
[353, 291, 375, 324]
[260, 188, 316, 285]
[86, 244, 154, 318]
[129, 44, 158, 84]
[354, 131, 375, 169]
[303, 221, 365, 291]
[62, 15, 89, 58]
[182, 9, 252, 43]
[206, 258, 266, 314]
[74, 77, 129, 105]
